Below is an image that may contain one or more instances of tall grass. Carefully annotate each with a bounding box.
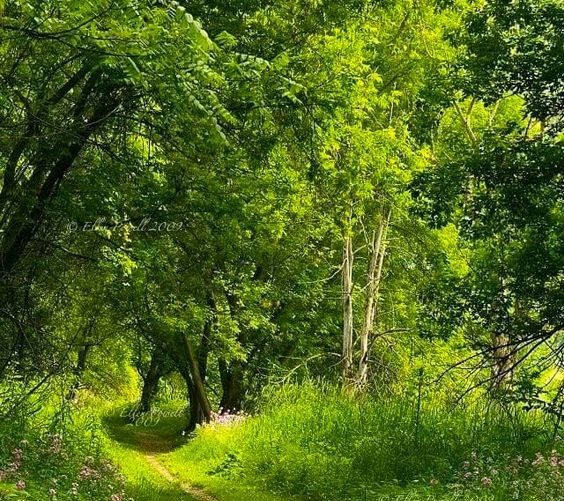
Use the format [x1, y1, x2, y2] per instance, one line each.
[168, 382, 560, 500]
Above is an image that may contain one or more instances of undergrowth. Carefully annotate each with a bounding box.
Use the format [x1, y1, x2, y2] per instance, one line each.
[166, 382, 563, 501]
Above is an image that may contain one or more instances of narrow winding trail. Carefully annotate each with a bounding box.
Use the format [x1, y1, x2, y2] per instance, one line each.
[144, 453, 217, 501]
[103, 414, 219, 501]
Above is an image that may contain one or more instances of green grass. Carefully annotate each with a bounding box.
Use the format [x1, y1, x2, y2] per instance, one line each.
[101, 437, 195, 501]
[0, 396, 196, 501]
[102, 402, 297, 501]
[165, 382, 563, 501]
[2, 385, 561, 501]
[100, 403, 197, 501]
[0, 403, 131, 501]
[160, 450, 301, 501]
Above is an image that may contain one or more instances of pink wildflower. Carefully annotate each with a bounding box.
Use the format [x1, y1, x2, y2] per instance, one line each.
[79, 466, 96, 480]
[532, 452, 545, 467]
[48, 434, 63, 454]
[8, 461, 20, 472]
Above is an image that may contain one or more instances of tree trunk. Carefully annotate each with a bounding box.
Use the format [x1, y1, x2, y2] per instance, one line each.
[342, 233, 354, 384]
[174, 365, 201, 432]
[223, 289, 250, 410]
[187, 377, 205, 431]
[197, 291, 216, 380]
[181, 333, 212, 424]
[219, 358, 244, 413]
[358, 207, 391, 386]
[490, 284, 518, 392]
[186, 290, 216, 424]
[66, 343, 91, 401]
[166, 299, 214, 432]
[138, 350, 164, 414]
[491, 333, 514, 392]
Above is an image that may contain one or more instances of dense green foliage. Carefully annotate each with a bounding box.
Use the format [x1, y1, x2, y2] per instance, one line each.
[0, 0, 562, 499]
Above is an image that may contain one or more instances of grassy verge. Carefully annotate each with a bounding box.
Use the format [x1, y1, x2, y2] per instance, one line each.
[0, 396, 194, 501]
[160, 449, 300, 501]
[165, 383, 563, 501]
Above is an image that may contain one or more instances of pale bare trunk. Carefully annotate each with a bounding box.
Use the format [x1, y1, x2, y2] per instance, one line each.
[358, 207, 391, 386]
[342, 234, 354, 384]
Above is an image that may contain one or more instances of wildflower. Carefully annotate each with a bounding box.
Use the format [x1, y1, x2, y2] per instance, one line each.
[101, 460, 115, 473]
[8, 461, 20, 472]
[49, 437, 62, 454]
[506, 465, 518, 475]
[210, 409, 247, 426]
[16, 480, 26, 490]
[481, 477, 492, 487]
[532, 452, 545, 467]
[48, 488, 57, 497]
[79, 466, 96, 480]
[549, 450, 560, 467]
[70, 482, 79, 496]
[429, 478, 439, 486]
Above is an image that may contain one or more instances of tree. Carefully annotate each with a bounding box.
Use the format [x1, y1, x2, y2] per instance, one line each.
[413, 0, 563, 402]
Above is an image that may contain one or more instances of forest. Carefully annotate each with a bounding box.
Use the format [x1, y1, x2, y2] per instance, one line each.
[0, 0, 562, 500]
